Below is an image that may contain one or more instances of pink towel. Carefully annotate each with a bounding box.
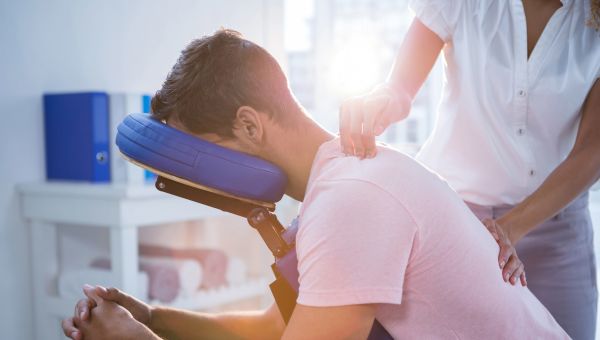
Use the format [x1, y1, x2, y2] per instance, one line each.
[139, 244, 229, 289]
[90, 258, 179, 303]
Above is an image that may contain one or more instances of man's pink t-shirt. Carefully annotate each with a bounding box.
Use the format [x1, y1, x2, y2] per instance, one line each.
[296, 139, 568, 339]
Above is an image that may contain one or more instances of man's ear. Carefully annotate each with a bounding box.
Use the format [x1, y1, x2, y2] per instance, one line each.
[232, 106, 265, 147]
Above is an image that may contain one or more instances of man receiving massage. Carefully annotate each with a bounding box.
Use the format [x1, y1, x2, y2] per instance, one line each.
[62, 29, 569, 339]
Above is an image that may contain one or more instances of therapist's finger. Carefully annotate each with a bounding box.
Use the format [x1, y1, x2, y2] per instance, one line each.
[510, 263, 525, 286]
[497, 241, 514, 270]
[502, 255, 520, 283]
[349, 99, 366, 158]
[520, 273, 527, 286]
[361, 113, 377, 159]
[365, 94, 391, 136]
[362, 95, 389, 157]
[339, 100, 353, 155]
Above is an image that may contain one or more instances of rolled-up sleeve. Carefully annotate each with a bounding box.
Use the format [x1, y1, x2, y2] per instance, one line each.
[409, 0, 463, 42]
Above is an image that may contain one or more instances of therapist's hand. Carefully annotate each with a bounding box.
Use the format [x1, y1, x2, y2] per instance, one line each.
[62, 285, 153, 340]
[482, 219, 527, 287]
[339, 84, 411, 158]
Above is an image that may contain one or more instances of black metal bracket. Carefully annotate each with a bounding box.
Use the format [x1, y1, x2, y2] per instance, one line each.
[247, 208, 291, 258]
[155, 176, 272, 218]
[155, 176, 292, 258]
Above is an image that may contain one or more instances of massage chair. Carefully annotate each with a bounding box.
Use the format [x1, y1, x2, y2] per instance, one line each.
[116, 113, 392, 340]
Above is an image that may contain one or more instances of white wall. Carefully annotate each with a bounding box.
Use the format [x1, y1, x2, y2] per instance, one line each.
[0, 1, 283, 339]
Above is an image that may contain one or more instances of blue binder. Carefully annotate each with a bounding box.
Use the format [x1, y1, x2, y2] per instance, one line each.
[43, 92, 110, 182]
[141, 94, 156, 182]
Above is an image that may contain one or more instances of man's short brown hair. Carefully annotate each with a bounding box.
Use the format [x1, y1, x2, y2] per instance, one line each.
[151, 29, 301, 137]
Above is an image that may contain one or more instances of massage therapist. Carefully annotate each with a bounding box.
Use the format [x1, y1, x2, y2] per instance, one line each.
[339, 1, 600, 339]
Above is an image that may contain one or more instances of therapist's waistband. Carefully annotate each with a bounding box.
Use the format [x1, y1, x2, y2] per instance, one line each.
[465, 191, 589, 220]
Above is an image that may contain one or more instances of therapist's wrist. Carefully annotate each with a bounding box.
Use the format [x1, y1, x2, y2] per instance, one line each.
[496, 211, 526, 244]
[381, 81, 413, 103]
[372, 82, 414, 126]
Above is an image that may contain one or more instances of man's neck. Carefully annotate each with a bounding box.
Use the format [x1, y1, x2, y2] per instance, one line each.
[265, 116, 334, 202]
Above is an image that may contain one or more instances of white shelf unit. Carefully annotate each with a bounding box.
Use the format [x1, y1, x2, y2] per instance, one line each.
[18, 181, 272, 340]
[158, 277, 270, 311]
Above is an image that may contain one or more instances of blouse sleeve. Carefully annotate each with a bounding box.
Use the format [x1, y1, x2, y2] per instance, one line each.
[408, 0, 464, 42]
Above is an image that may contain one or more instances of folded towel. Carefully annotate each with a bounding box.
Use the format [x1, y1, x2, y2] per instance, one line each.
[139, 244, 229, 289]
[58, 268, 149, 301]
[91, 256, 202, 303]
[142, 257, 202, 299]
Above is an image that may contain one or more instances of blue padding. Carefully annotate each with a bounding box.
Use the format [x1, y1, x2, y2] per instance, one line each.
[116, 114, 287, 203]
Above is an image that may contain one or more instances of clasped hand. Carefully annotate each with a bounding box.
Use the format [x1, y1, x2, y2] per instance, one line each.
[61, 284, 154, 340]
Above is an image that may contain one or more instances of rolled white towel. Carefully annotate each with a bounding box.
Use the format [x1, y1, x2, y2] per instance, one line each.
[139, 257, 202, 298]
[58, 268, 149, 301]
[226, 257, 247, 285]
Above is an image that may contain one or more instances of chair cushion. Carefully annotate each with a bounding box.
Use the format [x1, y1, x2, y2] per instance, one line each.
[116, 113, 287, 203]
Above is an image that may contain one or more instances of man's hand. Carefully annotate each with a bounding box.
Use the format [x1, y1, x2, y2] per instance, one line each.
[339, 84, 411, 159]
[482, 219, 527, 287]
[79, 285, 156, 340]
[61, 285, 154, 340]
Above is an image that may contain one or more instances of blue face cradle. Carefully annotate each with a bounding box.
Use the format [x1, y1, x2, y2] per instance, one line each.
[116, 113, 288, 204]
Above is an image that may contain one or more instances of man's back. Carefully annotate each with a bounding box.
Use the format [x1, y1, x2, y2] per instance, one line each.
[296, 139, 568, 339]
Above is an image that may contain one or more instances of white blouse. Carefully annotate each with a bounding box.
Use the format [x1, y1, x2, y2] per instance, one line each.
[412, 0, 600, 206]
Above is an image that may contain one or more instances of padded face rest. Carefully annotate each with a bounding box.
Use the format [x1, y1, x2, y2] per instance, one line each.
[116, 113, 287, 203]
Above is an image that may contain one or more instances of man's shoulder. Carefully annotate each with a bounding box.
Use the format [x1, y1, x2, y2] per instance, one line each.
[304, 144, 450, 223]
[299, 170, 418, 234]
[308, 176, 393, 202]
[313, 146, 430, 191]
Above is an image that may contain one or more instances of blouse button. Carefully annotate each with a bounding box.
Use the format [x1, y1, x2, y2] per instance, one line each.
[518, 90, 527, 97]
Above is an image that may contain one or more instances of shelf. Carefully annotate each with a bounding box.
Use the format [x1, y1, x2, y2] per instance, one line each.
[153, 277, 272, 310]
[18, 181, 224, 227]
[18, 181, 161, 198]
[20, 181, 263, 340]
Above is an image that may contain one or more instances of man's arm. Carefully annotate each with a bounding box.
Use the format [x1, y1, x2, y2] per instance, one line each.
[150, 302, 285, 340]
[286, 180, 415, 339]
[282, 304, 376, 340]
[63, 285, 285, 340]
[494, 79, 600, 280]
